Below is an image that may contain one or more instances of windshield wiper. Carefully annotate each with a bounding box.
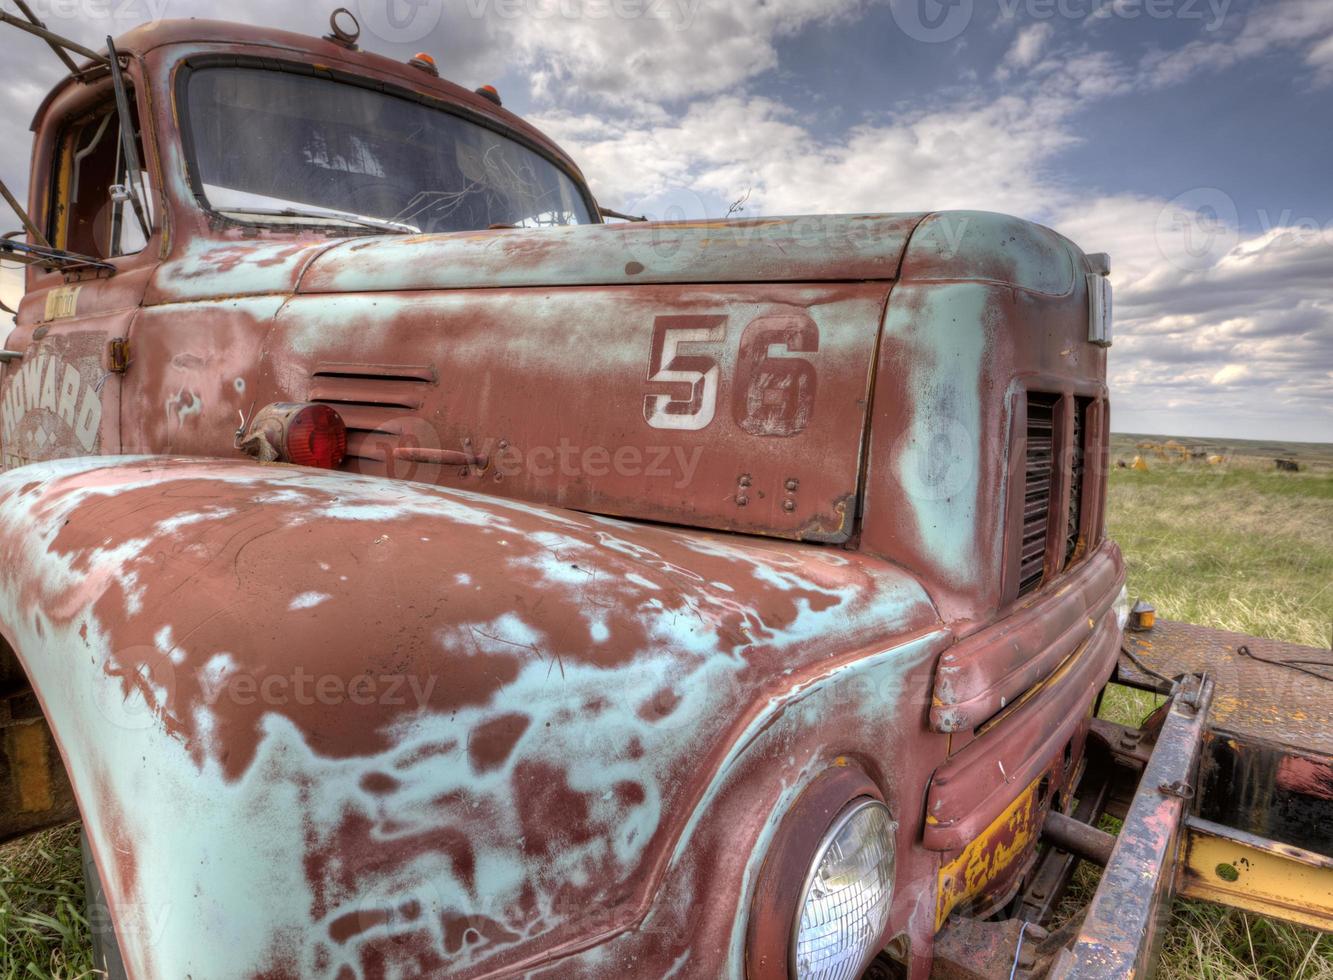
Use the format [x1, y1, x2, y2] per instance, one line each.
[218, 206, 419, 235]
[0, 238, 115, 272]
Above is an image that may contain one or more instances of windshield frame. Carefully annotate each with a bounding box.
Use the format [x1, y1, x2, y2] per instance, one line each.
[174, 56, 601, 236]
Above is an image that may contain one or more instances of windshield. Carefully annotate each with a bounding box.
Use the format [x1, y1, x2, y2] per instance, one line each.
[185, 66, 594, 233]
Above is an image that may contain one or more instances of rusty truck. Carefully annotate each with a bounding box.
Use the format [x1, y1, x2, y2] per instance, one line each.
[0, 8, 1329, 980]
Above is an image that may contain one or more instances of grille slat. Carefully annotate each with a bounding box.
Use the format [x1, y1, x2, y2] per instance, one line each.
[1065, 398, 1089, 564]
[1019, 393, 1058, 596]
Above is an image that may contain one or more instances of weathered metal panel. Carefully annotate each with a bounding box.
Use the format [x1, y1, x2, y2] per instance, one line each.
[255, 284, 888, 541]
[923, 609, 1117, 852]
[0, 455, 946, 979]
[297, 213, 924, 294]
[0, 314, 128, 468]
[1118, 619, 1333, 759]
[859, 213, 1108, 625]
[1176, 816, 1333, 932]
[931, 542, 1123, 731]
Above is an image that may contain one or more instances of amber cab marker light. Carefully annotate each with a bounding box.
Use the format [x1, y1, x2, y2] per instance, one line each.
[475, 84, 502, 107]
[409, 52, 438, 76]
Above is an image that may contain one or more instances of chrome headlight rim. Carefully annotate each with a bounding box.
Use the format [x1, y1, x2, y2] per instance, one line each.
[789, 796, 897, 980]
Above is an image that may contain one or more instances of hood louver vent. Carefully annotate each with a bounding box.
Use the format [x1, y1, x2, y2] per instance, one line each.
[309, 363, 436, 470]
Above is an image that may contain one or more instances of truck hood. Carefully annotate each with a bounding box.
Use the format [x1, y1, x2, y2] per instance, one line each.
[132, 214, 929, 545]
[0, 456, 942, 978]
[295, 213, 928, 294]
[145, 213, 927, 307]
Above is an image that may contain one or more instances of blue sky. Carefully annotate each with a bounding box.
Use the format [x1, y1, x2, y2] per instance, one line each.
[1, 0, 1329, 441]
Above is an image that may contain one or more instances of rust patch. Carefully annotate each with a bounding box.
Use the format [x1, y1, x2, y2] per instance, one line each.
[6, 721, 54, 813]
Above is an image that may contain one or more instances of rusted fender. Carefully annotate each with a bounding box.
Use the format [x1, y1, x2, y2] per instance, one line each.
[0, 456, 946, 978]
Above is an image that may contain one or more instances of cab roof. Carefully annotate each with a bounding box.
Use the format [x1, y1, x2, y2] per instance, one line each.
[27, 16, 587, 184]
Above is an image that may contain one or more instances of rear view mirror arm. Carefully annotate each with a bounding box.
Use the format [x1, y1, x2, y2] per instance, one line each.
[105, 37, 151, 241]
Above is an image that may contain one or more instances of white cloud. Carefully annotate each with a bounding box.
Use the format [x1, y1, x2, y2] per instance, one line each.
[1137, 0, 1333, 88]
[490, 0, 868, 105]
[1211, 363, 1250, 385]
[1002, 22, 1054, 72]
[535, 88, 1079, 217]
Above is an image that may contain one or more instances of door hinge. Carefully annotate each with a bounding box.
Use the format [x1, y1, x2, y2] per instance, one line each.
[105, 338, 130, 374]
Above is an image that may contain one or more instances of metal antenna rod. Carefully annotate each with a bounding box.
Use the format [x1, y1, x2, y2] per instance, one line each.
[0, 175, 49, 249]
[11, 0, 79, 73]
[0, 10, 109, 65]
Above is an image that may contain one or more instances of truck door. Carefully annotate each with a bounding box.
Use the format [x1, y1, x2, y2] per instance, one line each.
[1, 86, 158, 469]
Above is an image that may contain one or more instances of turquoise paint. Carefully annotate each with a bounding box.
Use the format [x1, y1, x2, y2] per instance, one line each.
[883, 283, 990, 590]
[905, 211, 1076, 296]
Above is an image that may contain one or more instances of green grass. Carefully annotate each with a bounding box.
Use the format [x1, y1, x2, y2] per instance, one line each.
[1098, 448, 1333, 980]
[0, 824, 93, 979]
[0, 442, 1329, 978]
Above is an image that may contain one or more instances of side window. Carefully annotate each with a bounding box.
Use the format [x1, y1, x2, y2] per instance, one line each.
[48, 96, 154, 259]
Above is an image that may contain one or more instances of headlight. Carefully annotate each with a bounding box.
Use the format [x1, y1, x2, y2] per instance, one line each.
[1114, 584, 1130, 632]
[791, 798, 897, 980]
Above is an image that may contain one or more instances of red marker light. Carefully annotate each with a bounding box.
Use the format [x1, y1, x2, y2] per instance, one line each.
[286, 404, 347, 469]
[237, 402, 347, 470]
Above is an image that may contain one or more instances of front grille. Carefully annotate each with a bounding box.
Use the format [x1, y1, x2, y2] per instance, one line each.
[1020, 393, 1058, 596]
[1065, 398, 1089, 564]
[309, 363, 436, 470]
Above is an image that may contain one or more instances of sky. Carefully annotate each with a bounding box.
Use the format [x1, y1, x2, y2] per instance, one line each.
[0, 0, 1329, 442]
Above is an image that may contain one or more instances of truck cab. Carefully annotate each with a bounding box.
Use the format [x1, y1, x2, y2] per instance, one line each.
[0, 12, 1124, 980]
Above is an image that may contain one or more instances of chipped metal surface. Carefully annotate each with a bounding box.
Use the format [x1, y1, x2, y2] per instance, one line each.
[0, 456, 951, 977]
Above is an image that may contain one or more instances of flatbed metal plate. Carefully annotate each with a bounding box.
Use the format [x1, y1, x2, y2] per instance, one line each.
[1117, 619, 1333, 758]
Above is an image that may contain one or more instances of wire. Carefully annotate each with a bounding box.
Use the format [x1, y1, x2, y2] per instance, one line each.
[1119, 643, 1176, 689]
[1009, 921, 1031, 980]
[1237, 644, 1333, 683]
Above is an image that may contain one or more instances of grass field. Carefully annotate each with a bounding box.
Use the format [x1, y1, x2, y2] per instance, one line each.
[1098, 435, 1333, 979]
[0, 436, 1330, 977]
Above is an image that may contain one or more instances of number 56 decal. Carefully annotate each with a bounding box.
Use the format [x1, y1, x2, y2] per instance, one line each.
[643, 312, 820, 436]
